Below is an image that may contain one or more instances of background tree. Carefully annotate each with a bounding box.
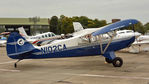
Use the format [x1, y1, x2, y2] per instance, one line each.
[144, 23, 149, 33]
[0, 28, 5, 33]
[135, 22, 145, 34]
[59, 15, 74, 34]
[49, 16, 59, 34]
[49, 15, 148, 35]
[88, 19, 107, 28]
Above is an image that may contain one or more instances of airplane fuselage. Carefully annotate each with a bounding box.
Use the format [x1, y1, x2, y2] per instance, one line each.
[8, 35, 135, 59]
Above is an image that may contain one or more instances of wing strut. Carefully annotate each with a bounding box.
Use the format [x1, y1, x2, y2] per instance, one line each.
[98, 31, 117, 54]
[98, 35, 103, 54]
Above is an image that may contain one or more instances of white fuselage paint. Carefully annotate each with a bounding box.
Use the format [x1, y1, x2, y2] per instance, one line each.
[34, 29, 139, 53]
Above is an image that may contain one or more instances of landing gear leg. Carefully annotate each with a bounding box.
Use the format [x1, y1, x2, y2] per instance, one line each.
[14, 59, 21, 68]
[105, 58, 113, 63]
[103, 52, 123, 67]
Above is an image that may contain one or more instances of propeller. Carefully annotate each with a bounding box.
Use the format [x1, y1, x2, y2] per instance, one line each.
[129, 24, 142, 53]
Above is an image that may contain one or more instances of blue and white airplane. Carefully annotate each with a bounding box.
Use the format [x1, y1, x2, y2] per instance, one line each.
[18, 27, 61, 45]
[6, 19, 139, 68]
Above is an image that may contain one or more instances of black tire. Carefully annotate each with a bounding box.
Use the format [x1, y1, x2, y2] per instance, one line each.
[112, 57, 123, 67]
[105, 58, 113, 63]
[14, 63, 17, 68]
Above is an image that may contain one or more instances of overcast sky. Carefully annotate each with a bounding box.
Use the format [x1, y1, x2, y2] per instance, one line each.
[0, 0, 149, 24]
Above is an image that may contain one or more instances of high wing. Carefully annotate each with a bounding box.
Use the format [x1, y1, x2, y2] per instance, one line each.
[72, 19, 139, 38]
[92, 19, 138, 36]
[39, 19, 139, 46]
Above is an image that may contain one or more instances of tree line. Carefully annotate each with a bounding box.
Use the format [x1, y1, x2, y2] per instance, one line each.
[49, 15, 107, 34]
[49, 15, 149, 35]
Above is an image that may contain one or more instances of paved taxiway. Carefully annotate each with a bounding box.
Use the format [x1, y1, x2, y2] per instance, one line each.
[0, 46, 149, 84]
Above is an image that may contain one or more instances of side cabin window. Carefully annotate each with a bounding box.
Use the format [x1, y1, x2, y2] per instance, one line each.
[48, 33, 51, 37]
[42, 35, 44, 38]
[51, 33, 55, 36]
[37, 37, 41, 39]
[118, 32, 125, 34]
[126, 31, 133, 33]
[45, 34, 48, 38]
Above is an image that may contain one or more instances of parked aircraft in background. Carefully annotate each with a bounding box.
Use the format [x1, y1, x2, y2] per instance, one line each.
[116, 30, 141, 38]
[0, 35, 7, 46]
[18, 27, 62, 45]
[0, 32, 10, 46]
[6, 19, 139, 68]
[130, 35, 149, 53]
[133, 35, 149, 45]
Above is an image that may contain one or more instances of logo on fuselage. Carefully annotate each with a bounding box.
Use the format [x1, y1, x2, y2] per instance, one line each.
[17, 38, 25, 46]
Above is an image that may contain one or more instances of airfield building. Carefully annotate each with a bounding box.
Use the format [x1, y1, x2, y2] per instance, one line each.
[0, 18, 49, 35]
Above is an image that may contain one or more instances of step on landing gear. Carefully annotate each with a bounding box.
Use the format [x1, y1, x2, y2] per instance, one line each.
[14, 59, 21, 68]
[105, 58, 113, 63]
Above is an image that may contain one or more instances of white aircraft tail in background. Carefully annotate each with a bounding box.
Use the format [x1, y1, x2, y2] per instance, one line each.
[72, 22, 100, 37]
[73, 22, 84, 32]
[18, 27, 29, 39]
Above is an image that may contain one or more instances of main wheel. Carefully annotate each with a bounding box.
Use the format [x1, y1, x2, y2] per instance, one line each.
[105, 58, 112, 63]
[112, 57, 123, 67]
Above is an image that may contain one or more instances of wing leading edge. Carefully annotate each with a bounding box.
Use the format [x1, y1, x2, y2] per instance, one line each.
[92, 19, 139, 36]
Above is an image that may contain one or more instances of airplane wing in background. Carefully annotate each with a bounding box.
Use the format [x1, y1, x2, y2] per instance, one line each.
[0, 32, 10, 35]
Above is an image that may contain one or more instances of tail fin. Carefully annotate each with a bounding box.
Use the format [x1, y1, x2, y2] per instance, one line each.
[73, 22, 84, 32]
[18, 27, 29, 39]
[6, 32, 34, 59]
